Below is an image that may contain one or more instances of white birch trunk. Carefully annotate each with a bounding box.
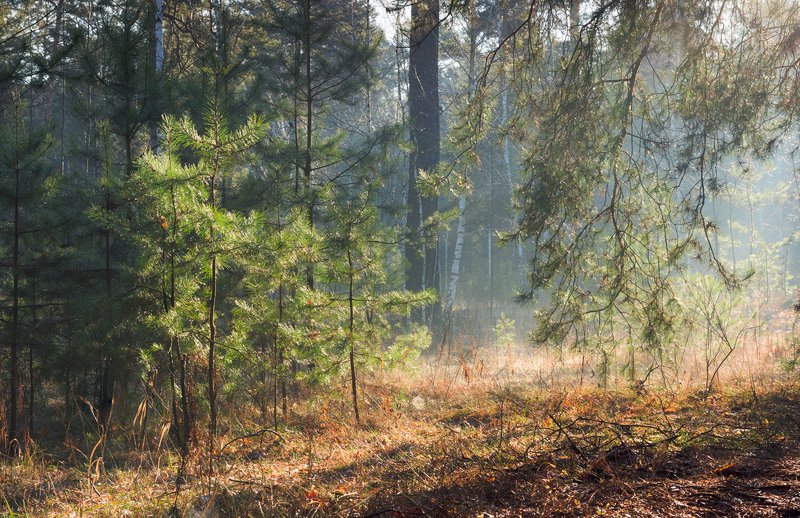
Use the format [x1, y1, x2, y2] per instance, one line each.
[444, 194, 467, 315]
[211, 0, 223, 63]
[153, 0, 164, 154]
[497, 1, 525, 285]
[444, 0, 476, 318]
[155, 0, 164, 73]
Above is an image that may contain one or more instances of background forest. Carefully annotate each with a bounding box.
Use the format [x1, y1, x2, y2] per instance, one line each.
[2, 0, 800, 516]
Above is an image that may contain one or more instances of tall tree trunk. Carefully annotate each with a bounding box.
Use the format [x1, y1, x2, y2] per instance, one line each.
[207, 176, 218, 472]
[444, 0, 476, 327]
[347, 243, 360, 424]
[207, 161, 219, 474]
[155, 0, 164, 73]
[212, 0, 229, 206]
[274, 283, 286, 428]
[207, 0, 225, 475]
[365, 0, 372, 131]
[168, 182, 191, 454]
[152, 0, 164, 152]
[27, 275, 36, 439]
[42, 0, 63, 122]
[406, 0, 440, 322]
[178, 355, 191, 454]
[395, 9, 405, 126]
[303, 0, 315, 289]
[496, 1, 526, 291]
[100, 126, 115, 435]
[445, 195, 467, 314]
[570, 0, 581, 42]
[212, 0, 223, 60]
[7, 103, 22, 454]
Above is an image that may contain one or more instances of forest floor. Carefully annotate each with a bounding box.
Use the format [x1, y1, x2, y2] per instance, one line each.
[3, 353, 800, 517]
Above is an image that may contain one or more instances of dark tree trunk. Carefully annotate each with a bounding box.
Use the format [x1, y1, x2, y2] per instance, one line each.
[7, 114, 21, 454]
[207, 0, 226, 468]
[405, 0, 440, 320]
[347, 244, 360, 424]
[178, 354, 191, 454]
[208, 169, 218, 472]
[27, 275, 36, 439]
[303, 0, 315, 289]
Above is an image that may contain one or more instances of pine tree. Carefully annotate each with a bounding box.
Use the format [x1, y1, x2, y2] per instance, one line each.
[0, 97, 55, 453]
[169, 105, 263, 468]
[326, 192, 434, 423]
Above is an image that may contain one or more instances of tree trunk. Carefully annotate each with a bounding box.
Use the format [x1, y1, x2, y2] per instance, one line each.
[178, 354, 191, 454]
[406, 0, 440, 322]
[155, 0, 164, 73]
[444, 0, 476, 326]
[208, 168, 218, 473]
[207, 0, 225, 475]
[168, 183, 191, 453]
[570, 0, 581, 42]
[152, 0, 164, 152]
[7, 105, 21, 454]
[445, 194, 466, 315]
[41, 0, 63, 122]
[207, 99, 222, 471]
[496, 0, 525, 289]
[27, 275, 37, 439]
[347, 245, 360, 424]
[208, 199, 218, 471]
[303, 0, 315, 289]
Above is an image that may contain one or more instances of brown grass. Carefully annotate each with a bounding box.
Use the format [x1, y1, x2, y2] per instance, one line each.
[2, 341, 800, 517]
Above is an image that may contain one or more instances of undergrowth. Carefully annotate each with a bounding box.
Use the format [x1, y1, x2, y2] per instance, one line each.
[2, 342, 800, 516]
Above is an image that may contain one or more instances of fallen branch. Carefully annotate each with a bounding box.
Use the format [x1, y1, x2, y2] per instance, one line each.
[549, 413, 584, 457]
[218, 428, 284, 457]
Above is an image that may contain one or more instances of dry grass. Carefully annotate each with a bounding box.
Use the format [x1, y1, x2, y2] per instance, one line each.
[2, 340, 800, 517]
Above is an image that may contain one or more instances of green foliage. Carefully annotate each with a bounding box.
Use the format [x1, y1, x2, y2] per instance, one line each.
[474, 1, 800, 359]
[495, 314, 516, 349]
[2, 0, 798, 463]
[385, 325, 432, 369]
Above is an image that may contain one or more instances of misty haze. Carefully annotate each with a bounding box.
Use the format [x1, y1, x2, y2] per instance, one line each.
[1, 0, 799, 516]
